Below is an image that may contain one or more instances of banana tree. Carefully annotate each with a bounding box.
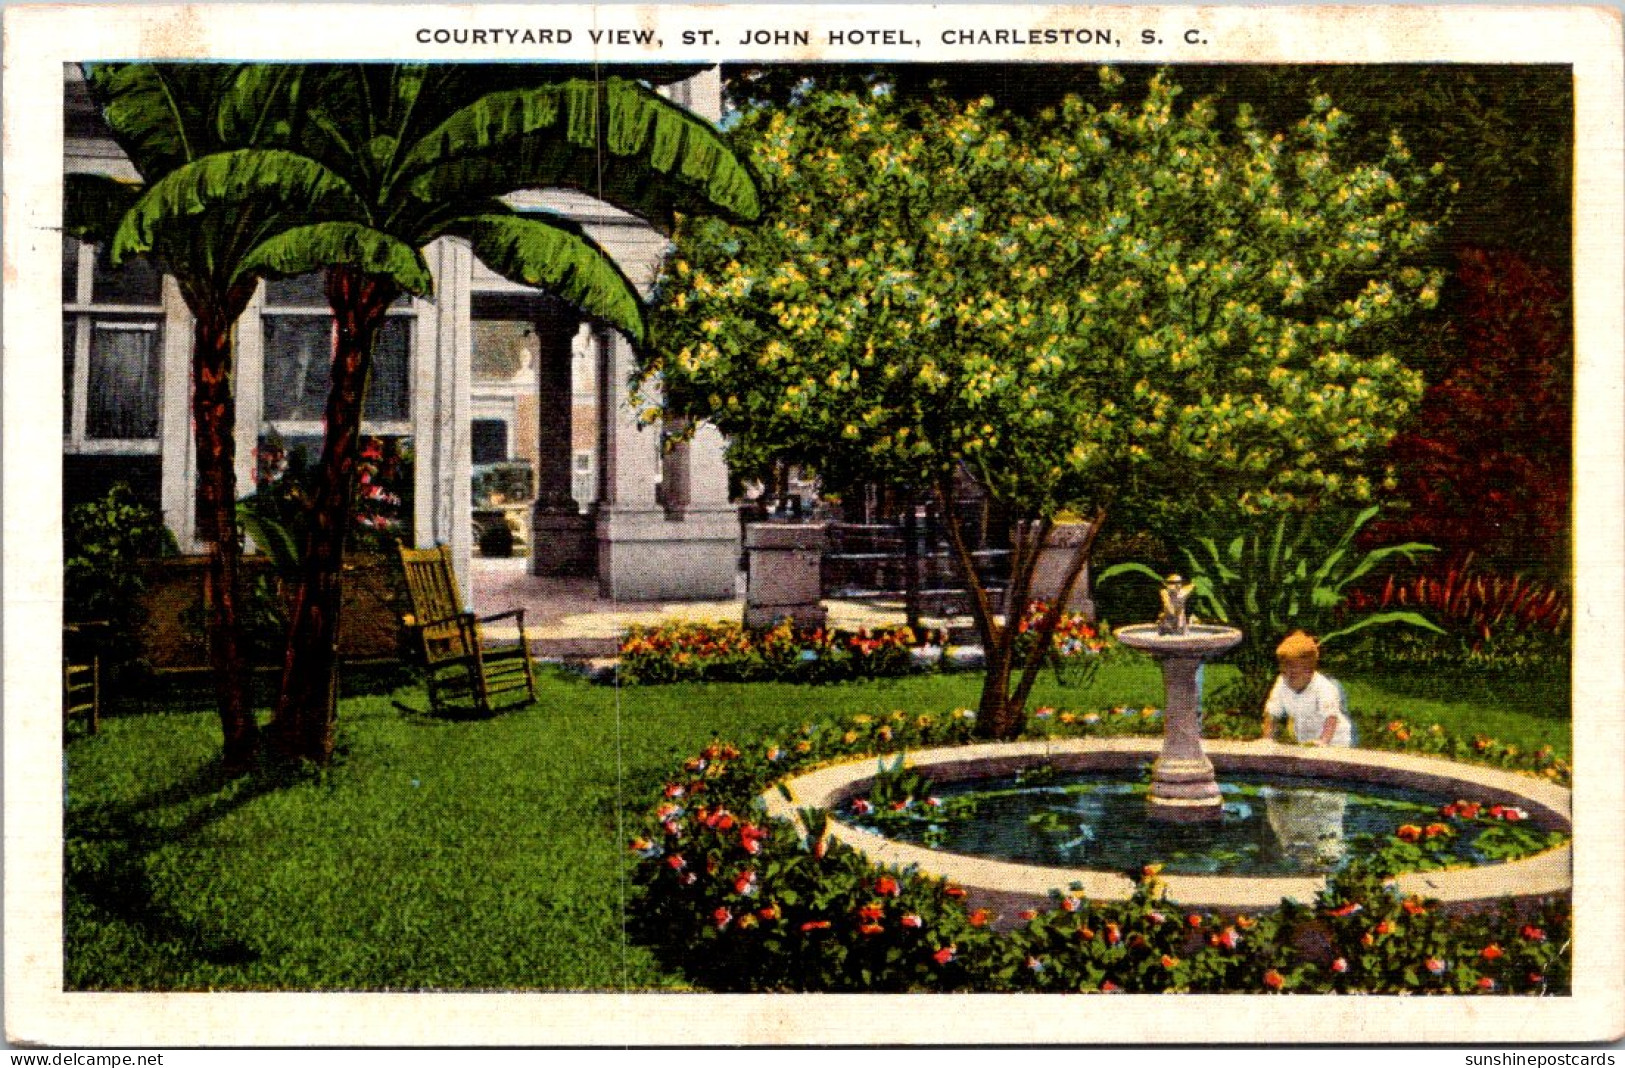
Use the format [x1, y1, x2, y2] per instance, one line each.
[259, 66, 761, 761]
[69, 64, 347, 770]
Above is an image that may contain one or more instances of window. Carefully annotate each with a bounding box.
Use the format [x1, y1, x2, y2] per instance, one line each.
[62, 238, 163, 453]
[260, 273, 412, 432]
[471, 419, 509, 465]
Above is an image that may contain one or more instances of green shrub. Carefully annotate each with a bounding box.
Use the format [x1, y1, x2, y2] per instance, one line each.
[64, 483, 176, 678]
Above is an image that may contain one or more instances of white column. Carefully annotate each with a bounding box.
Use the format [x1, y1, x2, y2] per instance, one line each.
[234, 286, 265, 507]
[597, 332, 662, 511]
[158, 276, 197, 549]
[685, 421, 733, 509]
[413, 237, 474, 605]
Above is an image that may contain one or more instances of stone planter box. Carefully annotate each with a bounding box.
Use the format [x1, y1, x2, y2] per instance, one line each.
[744, 522, 828, 630]
[137, 552, 407, 672]
[1030, 520, 1096, 619]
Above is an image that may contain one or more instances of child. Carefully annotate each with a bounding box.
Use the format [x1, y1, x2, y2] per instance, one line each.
[1260, 631, 1351, 747]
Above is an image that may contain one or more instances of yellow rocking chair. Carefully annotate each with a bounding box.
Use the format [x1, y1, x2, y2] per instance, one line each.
[397, 544, 537, 716]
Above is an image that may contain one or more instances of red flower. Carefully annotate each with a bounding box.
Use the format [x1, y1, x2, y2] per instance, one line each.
[1478, 977, 1497, 991]
[1212, 927, 1240, 950]
[1100, 981, 1121, 994]
[713, 907, 733, 930]
[1396, 825, 1423, 843]
[1375, 920, 1394, 936]
[1078, 926, 1095, 942]
[1331, 957, 1349, 974]
[1161, 955, 1179, 969]
[944, 885, 967, 898]
[1060, 897, 1080, 913]
[1263, 970, 1285, 990]
[901, 913, 923, 929]
[1425, 958, 1447, 975]
[968, 908, 991, 927]
[858, 904, 884, 922]
[1146, 911, 1166, 925]
[859, 922, 885, 936]
[1520, 925, 1547, 942]
[1424, 823, 1452, 838]
[1528, 972, 1546, 984]
[801, 920, 831, 932]
[851, 799, 873, 815]
[1018, 910, 1038, 922]
[665, 854, 687, 871]
[1187, 913, 1203, 928]
[875, 875, 901, 897]
[733, 871, 758, 896]
[1105, 923, 1121, 946]
[757, 904, 781, 921]
[933, 945, 957, 965]
[1482, 943, 1505, 960]
[1326, 902, 1363, 918]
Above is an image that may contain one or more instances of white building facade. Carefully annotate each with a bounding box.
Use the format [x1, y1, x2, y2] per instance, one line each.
[63, 66, 740, 604]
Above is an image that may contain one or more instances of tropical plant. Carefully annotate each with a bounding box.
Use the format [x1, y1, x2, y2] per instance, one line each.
[1099, 506, 1443, 704]
[249, 65, 762, 762]
[645, 71, 1450, 739]
[68, 64, 342, 769]
[1345, 557, 1570, 653]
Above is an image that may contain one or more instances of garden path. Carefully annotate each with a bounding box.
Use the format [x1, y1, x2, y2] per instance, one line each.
[470, 557, 952, 659]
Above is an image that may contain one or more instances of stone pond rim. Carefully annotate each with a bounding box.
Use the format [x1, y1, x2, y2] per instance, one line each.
[765, 738, 1572, 915]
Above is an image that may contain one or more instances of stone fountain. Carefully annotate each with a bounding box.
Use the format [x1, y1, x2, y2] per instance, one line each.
[1114, 575, 1242, 822]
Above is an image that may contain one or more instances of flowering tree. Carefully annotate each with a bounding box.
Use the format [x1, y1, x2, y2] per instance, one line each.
[644, 71, 1449, 739]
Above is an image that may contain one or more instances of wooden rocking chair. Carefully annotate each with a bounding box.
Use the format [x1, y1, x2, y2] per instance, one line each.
[397, 544, 537, 716]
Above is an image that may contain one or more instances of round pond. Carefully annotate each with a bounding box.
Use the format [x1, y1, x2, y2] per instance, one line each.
[766, 738, 1572, 912]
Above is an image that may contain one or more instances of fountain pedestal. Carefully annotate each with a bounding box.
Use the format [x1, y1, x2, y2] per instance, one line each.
[1115, 624, 1244, 823]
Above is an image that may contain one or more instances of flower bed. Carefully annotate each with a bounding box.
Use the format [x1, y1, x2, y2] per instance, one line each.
[628, 707, 1571, 993]
[617, 609, 1110, 685]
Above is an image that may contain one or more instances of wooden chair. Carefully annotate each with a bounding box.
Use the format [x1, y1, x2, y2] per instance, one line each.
[397, 544, 538, 716]
[63, 622, 104, 734]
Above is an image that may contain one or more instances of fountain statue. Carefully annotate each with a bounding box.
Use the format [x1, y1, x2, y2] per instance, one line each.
[1156, 574, 1197, 634]
[1115, 576, 1242, 822]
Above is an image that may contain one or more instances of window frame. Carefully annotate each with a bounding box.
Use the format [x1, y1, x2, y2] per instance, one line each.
[61, 238, 165, 455]
[256, 279, 417, 441]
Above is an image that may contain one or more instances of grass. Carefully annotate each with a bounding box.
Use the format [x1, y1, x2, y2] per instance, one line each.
[64, 656, 1570, 990]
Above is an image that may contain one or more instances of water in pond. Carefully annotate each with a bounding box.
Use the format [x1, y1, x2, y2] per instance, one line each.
[842, 771, 1549, 877]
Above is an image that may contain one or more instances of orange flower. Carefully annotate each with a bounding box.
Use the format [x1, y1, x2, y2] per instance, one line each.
[1161, 954, 1179, 969]
[1481, 944, 1505, 961]
[969, 908, 991, 927]
[1263, 970, 1285, 990]
[1396, 825, 1423, 843]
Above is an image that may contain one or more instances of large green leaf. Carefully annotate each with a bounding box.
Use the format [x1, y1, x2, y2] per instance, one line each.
[453, 212, 646, 344]
[84, 64, 238, 174]
[405, 78, 760, 230]
[215, 64, 305, 148]
[1320, 610, 1446, 647]
[111, 149, 365, 263]
[236, 223, 432, 296]
[63, 173, 143, 243]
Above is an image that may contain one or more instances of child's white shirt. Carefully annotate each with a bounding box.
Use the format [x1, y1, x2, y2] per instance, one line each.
[1264, 671, 1351, 746]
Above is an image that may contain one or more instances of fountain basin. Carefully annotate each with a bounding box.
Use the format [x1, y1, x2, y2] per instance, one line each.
[766, 738, 1571, 914]
[1115, 623, 1245, 658]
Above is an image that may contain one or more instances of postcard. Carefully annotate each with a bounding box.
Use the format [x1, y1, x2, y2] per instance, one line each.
[4, 2, 1622, 1048]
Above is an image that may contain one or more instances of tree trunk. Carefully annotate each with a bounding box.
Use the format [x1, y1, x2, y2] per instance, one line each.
[271, 267, 396, 762]
[936, 478, 1107, 742]
[192, 315, 259, 771]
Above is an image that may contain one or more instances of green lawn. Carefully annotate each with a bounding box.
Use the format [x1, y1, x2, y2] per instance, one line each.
[64, 659, 1569, 990]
